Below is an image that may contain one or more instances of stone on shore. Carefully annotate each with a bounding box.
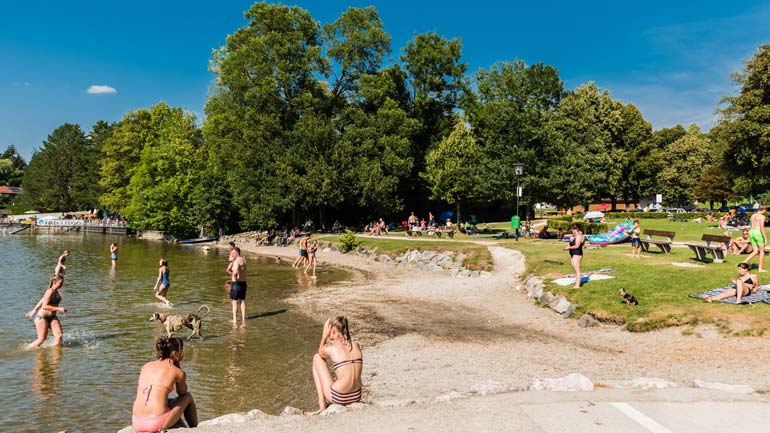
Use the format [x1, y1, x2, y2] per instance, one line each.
[538, 291, 555, 305]
[578, 314, 600, 327]
[470, 380, 517, 396]
[692, 379, 755, 394]
[599, 377, 677, 390]
[434, 391, 464, 402]
[199, 412, 250, 426]
[526, 277, 544, 299]
[319, 404, 347, 416]
[280, 406, 304, 416]
[529, 373, 594, 392]
[548, 295, 572, 314]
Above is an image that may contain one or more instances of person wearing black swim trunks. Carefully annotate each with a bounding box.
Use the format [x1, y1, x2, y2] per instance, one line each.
[26, 275, 68, 348]
[565, 225, 585, 289]
[228, 247, 247, 326]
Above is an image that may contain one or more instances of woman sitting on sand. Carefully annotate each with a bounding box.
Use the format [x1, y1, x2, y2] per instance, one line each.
[704, 262, 758, 304]
[25, 275, 67, 348]
[311, 316, 363, 411]
[132, 336, 198, 432]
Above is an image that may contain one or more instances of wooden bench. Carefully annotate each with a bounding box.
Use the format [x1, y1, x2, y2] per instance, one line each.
[640, 229, 675, 254]
[685, 234, 731, 263]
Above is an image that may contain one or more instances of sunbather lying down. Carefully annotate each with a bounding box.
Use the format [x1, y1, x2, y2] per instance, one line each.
[704, 263, 758, 304]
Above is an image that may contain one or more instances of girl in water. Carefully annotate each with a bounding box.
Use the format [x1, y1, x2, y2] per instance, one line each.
[704, 262, 759, 304]
[311, 316, 363, 412]
[565, 225, 585, 289]
[152, 258, 172, 306]
[110, 243, 118, 269]
[25, 275, 67, 348]
[305, 239, 319, 278]
[131, 336, 198, 432]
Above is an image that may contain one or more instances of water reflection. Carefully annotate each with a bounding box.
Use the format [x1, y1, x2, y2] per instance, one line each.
[29, 346, 62, 398]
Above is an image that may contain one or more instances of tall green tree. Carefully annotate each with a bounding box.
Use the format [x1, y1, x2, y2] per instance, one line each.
[0, 145, 27, 186]
[22, 124, 100, 211]
[719, 44, 770, 196]
[657, 124, 712, 206]
[465, 60, 563, 208]
[204, 2, 326, 228]
[123, 103, 203, 236]
[423, 120, 482, 222]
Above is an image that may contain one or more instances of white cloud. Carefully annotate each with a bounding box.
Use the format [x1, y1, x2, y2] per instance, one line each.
[86, 85, 117, 94]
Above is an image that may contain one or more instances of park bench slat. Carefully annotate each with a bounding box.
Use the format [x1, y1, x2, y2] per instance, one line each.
[640, 229, 675, 254]
[685, 234, 731, 263]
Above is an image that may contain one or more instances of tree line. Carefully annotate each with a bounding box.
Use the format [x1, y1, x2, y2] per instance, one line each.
[9, 3, 770, 236]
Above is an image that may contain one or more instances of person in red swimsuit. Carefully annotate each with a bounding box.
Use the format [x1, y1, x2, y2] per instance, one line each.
[132, 336, 198, 432]
[311, 316, 364, 412]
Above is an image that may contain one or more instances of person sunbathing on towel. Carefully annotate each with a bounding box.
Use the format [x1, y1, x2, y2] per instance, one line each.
[704, 262, 758, 304]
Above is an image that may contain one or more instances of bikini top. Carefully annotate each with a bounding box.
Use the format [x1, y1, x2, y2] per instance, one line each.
[743, 277, 754, 286]
[139, 360, 176, 407]
[332, 358, 363, 371]
[49, 290, 62, 307]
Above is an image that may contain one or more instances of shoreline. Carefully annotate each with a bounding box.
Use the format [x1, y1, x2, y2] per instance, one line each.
[122, 235, 770, 432]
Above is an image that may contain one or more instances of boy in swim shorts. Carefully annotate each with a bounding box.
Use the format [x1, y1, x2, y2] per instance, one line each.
[743, 205, 767, 272]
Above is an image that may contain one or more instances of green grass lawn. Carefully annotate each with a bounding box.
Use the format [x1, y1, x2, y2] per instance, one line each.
[496, 236, 770, 334]
[317, 219, 770, 333]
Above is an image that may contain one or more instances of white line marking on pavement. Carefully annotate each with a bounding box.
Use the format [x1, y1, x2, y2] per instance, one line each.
[611, 402, 674, 433]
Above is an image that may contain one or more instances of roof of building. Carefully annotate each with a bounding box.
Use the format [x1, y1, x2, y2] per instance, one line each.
[0, 209, 12, 215]
[0, 186, 23, 195]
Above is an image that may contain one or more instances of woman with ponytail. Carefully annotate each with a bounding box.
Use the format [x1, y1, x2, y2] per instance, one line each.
[26, 275, 67, 348]
[311, 316, 363, 411]
[131, 336, 198, 432]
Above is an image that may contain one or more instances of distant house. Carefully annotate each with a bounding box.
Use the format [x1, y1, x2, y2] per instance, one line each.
[0, 209, 11, 221]
[0, 186, 23, 196]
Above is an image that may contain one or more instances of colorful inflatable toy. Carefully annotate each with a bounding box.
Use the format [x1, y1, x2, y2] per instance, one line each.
[585, 221, 634, 245]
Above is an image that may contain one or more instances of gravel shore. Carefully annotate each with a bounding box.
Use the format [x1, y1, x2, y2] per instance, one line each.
[120, 237, 770, 432]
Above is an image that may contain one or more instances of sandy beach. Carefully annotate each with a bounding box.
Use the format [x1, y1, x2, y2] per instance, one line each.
[121, 238, 770, 432]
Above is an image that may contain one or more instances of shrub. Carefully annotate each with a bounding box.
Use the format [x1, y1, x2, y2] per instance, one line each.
[547, 219, 608, 235]
[338, 231, 362, 253]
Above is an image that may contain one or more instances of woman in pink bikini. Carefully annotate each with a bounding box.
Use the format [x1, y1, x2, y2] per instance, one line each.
[131, 336, 198, 432]
[311, 316, 363, 412]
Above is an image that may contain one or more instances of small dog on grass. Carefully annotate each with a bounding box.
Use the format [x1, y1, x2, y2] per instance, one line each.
[619, 288, 638, 306]
[149, 305, 210, 340]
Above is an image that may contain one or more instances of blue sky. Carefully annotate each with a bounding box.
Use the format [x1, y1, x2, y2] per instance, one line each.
[2, 1, 769, 160]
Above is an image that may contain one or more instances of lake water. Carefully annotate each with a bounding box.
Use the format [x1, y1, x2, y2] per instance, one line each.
[0, 232, 352, 433]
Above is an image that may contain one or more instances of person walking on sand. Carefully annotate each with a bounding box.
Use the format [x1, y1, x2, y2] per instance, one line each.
[311, 316, 363, 412]
[25, 276, 68, 348]
[305, 239, 319, 278]
[131, 336, 198, 432]
[293, 233, 310, 268]
[152, 259, 172, 306]
[228, 247, 247, 326]
[743, 205, 767, 272]
[565, 225, 585, 288]
[110, 243, 118, 269]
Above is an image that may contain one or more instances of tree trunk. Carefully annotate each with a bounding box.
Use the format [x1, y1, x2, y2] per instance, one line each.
[456, 201, 461, 225]
[611, 196, 617, 211]
[318, 205, 325, 231]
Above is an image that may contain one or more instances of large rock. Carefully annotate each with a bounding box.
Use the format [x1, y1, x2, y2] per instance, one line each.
[548, 295, 572, 314]
[420, 250, 437, 261]
[435, 254, 452, 265]
[319, 404, 348, 416]
[280, 406, 304, 416]
[578, 314, 600, 327]
[600, 377, 677, 390]
[529, 373, 594, 392]
[322, 247, 332, 253]
[538, 291, 555, 305]
[693, 380, 755, 394]
[526, 278, 544, 299]
[562, 303, 577, 318]
[405, 250, 420, 263]
[373, 254, 393, 263]
[347, 402, 366, 411]
[428, 264, 444, 273]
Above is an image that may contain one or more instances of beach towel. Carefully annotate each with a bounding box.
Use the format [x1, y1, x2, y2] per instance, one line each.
[552, 274, 615, 286]
[689, 284, 770, 304]
[566, 269, 615, 278]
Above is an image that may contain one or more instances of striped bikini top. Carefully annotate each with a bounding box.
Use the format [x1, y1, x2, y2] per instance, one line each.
[332, 358, 363, 371]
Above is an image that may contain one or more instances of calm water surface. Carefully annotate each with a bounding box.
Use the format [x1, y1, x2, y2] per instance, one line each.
[0, 232, 352, 433]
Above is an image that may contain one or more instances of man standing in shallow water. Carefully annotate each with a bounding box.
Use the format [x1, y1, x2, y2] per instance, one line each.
[228, 247, 248, 325]
[743, 205, 768, 273]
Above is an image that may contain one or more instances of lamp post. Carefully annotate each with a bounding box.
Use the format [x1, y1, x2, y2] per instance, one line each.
[514, 163, 524, 217]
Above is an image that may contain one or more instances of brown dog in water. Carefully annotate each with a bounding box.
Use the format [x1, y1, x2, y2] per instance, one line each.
[149, 305, 210, 340]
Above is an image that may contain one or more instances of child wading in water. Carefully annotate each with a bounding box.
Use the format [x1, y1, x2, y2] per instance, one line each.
[152, 258, 172, 306]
